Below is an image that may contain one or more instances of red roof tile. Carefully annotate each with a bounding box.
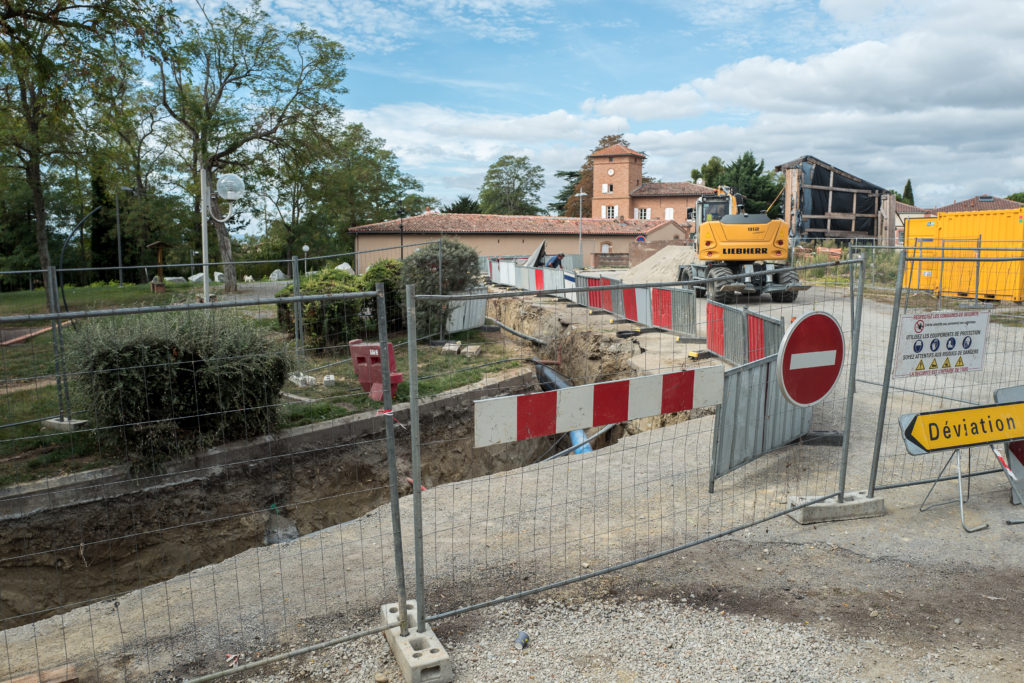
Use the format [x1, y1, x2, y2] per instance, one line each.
[631, 182, 715, 198]
[894, 200, 930, 214]
[349, 212, 680, 237]
[933, 195, 1023, 213]
[589, 144, 646, 158]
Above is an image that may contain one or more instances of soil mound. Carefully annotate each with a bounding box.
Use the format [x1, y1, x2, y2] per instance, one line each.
[619, 245, 699, 284]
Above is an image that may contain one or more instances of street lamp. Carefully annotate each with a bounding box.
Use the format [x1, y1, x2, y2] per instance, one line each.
[302, 244, 310, 275]
[114, 186, 132, 287]
[199, 169, 245, 303]
[575, 190, 588, 268]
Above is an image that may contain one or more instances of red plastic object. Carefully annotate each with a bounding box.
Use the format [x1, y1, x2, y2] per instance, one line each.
[348, 339, 403, 400]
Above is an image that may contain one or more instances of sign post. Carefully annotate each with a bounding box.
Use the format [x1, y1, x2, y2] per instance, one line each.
[776, 311, 845, 407]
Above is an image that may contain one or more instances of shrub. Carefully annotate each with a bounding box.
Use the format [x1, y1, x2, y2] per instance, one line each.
[401, 239, 481, 335]
[276, 269, 377, 352]
[64, 311, 291, 472]
[364, 258, 405, 328]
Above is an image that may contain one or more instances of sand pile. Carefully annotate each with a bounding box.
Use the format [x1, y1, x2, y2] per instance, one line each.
[618, 245, 699, 284]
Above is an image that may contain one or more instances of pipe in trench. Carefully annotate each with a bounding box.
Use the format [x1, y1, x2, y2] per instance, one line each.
[533, 360, 593, 455]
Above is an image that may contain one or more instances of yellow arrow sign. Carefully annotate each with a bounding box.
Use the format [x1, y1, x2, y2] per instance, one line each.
[901, 401, 1024, 454]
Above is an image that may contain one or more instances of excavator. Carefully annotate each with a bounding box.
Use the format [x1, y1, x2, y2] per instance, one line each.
[679, 187, 807, 304]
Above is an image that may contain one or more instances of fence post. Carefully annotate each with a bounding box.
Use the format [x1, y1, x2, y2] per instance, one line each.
[868, 251, 906, 497]
[405, 284, 427, 632]
[837, 256, 865, 503]
[376, 282, 410, 636]
[291, 256, 304, 370]
[46, 267, 66, 421]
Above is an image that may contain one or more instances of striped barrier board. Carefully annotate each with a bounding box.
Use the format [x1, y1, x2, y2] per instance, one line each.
[473, 365, 724, 447]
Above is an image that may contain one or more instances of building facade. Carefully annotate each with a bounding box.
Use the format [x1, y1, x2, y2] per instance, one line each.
[589, 144, 714, 234]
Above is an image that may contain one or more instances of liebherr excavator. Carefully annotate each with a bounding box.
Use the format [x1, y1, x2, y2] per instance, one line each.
[679, 187, 807, 304]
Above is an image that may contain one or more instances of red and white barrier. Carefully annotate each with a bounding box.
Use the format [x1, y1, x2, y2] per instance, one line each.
[473, 366, 724, 448]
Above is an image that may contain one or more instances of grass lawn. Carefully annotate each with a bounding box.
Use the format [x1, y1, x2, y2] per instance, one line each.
[0, 281, 213, 320]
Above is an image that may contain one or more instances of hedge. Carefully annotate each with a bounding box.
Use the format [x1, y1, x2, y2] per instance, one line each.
[64, 311, 291, 472]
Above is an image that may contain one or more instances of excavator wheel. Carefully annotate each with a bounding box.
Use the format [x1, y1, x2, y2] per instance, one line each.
[770, 269, 800, 303]
[681, 266, 705, 298]
[708, 266, 736, 304]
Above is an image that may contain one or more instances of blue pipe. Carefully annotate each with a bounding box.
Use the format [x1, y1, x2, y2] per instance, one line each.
[533, 362, 593, 455]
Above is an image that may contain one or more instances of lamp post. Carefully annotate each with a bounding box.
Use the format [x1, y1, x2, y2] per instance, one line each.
[114, 186, 133, 287]
[302, 244, 310, 275]
[199, 168, 245, 303]
[575, 190, 587, 268]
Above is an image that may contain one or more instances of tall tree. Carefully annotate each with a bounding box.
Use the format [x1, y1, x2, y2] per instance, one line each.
[1008, 192, 1024, 203]
[158, 0, 347, 291]
[547, 170, 580, 216]
[443, 195, 481, 213]
[0, 0, 171, 284]
[902, 179, 915, 205]
[690, 156, 726, 188]
[478, 155, 545, 215]
[721, 151, 783, 216]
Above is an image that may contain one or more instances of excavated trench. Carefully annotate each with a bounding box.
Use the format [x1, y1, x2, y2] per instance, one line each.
[0, 292, 655, 628]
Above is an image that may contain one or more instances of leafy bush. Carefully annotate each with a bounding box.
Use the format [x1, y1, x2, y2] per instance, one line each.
[64, 311, 291, 472]
[364, 258, 405, 327]
[401, 238, 481, 335]
[276, 269, 376, 351]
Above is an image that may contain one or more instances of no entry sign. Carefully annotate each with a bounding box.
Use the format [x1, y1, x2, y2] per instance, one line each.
[776, 311, 845, 407]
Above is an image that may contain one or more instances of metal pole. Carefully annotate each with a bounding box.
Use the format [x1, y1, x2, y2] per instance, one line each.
[376, 282, 410, 636]
[115, 190, 124, 287]
[576, 190, 587, 268]
[405, 284, 426, 632]
[868, 250, 906, 498]
[437, 239, 444, 340]
[975, 236, 981, 302]
[200, 167, 210, 304]
[837, 256, 865, 503]
[291, 256, 304, 371]
[46, 267, 65, 421]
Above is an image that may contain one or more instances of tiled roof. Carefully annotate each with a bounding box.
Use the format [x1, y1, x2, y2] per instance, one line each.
[349, 213, 679, 237]
[894, 200, 929, 214]
[590, 144, 646, 158]
[933, 195, 1023, 213]
[631, 182, 716, 198]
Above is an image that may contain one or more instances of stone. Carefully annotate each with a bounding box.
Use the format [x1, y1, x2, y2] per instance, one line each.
[461, 345, 482, 357]
[441, 342, 462, 355]
[188, 272, 205, 282]
[323, 374, 336, 387]
[164, 276, 187, 283]
[265, 514, 299, 545]
[289, 373, 316, 388]
[335, 262, 355, 274]
[213, 271, 225, 283]
[269, 268, 288, 281]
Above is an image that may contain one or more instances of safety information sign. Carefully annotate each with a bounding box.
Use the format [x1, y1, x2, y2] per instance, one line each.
[893, 310, 988, 378]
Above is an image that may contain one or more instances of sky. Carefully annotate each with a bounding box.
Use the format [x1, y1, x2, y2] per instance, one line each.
[178, 0, 1024, 212]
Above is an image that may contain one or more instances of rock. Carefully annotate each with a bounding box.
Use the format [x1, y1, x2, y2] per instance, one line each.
[213, 271, 225, 282]
[188, 272, 205, 282]
[335, 262, 355, 274]
[323, 374, 336, 387]
[374, 674, 388, 683]
[164, 276, 187, 283]
[269, 268, 287, 281]
[264, 514, 298, 545]
[461, 345, 482, 357]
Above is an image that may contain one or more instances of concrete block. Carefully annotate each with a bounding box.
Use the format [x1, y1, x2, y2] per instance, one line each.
[381, 602, 452, 683]
[41, 418, 87, 433]
[322, 374, 336, 387]
[787, 490, 885, 525]
[441, 342, 462, 355]
[461, 345, 482, 357]
[288, 373, 316, 388]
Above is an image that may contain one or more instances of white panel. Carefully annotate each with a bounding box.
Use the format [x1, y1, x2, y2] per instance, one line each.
[627, 374, 663, 420]
[633, 208, 639, 219]
[556, 385, 593, 433]
[789, 350, 836, 370]
[665, 207, 674, 220]
[691, 365, 725, 408]
[474, 396, 518, 447]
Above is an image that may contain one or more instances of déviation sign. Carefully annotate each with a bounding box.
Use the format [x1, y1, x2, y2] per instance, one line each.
[900, 401, 1024, 455]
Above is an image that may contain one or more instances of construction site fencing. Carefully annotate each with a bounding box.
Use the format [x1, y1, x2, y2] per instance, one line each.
[0, 277, 420, 682]
[405, 257, 865, 643]
[867, 247, 1024, 494]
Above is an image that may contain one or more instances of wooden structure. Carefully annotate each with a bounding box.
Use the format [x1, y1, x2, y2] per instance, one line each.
[146, 240, 172, 292]
[775, 156, 888, 240]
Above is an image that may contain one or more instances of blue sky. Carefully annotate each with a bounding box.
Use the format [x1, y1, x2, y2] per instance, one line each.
[179, 0, 1024, 211]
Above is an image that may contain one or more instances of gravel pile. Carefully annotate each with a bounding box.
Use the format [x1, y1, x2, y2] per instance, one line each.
[249, 595, 953, 682]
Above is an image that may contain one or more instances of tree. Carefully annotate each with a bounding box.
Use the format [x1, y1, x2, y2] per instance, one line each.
[721, 151, 783, 216]
[690, 156, 726, 188]
[478, 155, 544, 215]
[547, 170, 580, 216]
[401, 238, 480, 335]
[158, 1, 348, 292]
[1009, 192, 1024, 203]
[443, 195, 481, 213]
[902, 179, 915, 205]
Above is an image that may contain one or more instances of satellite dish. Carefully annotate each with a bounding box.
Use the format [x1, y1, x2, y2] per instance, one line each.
[216, 173, 245, 201]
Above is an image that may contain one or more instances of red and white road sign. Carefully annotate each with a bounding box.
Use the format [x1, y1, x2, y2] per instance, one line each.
[776, 311, 844, 407]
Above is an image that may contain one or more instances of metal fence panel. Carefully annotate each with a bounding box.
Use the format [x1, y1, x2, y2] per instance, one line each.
[446, 286, 488, 333]
[635, 286, 653, 326]
[670, 287, 696, 336]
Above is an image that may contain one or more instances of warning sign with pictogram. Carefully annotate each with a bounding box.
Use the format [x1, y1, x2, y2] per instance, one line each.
[894, 310, 988, 378]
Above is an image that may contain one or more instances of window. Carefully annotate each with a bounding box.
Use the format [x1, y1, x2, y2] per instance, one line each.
[601, 242, 612, 253]
[686, 208, 695, 221]
[636, 208, 649, 220]
[665, 207, 674, 220]
[608, 184, 613, 192]
[603, 205, 618, 219]
[602, 183, 608, 193]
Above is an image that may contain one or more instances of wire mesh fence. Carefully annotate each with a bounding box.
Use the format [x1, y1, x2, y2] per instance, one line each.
[407, 259, 863, 630]
[866, 247, 1024, 493]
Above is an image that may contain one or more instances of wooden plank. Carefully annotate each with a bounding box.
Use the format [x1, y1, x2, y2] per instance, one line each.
[2, 665, 78, 683]
[801, 184, 882, 194]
